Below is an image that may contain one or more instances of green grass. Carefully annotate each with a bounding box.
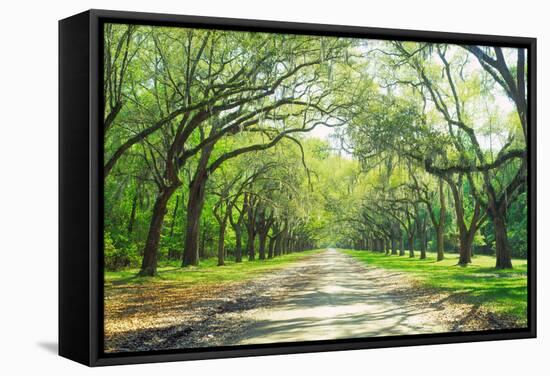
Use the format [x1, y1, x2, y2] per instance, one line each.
[105, 249, 323, 288]
[343, 249, 528, 324]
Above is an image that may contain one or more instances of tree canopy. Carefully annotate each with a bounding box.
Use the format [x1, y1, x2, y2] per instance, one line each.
[103, 24, 528, 275]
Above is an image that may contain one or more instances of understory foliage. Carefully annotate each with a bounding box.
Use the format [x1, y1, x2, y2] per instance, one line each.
[103, 24, 528, 273]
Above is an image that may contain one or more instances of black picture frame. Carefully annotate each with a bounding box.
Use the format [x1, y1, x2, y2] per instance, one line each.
[59, 8, 537, 367]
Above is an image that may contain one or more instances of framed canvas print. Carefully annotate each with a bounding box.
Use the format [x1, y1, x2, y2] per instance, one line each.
[59, 9, 536, 366]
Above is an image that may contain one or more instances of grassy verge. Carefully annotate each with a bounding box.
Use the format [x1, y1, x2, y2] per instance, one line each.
[105, 249, 323, 288]
[343, 249, 528, 325]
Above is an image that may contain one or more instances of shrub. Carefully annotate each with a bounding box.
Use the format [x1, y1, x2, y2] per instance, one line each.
[104, 233, 140, 271]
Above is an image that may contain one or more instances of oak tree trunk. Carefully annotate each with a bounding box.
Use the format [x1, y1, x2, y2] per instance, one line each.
[139, 185, 178, 276]
[494, 212, 513, 269]
[458, 232, 474, 265]
[408, 235, 415, 258]
[436, 224, 445, 261]
[234, 226, 242, 263]
[436, 178, 446, 261]
[169, 194, 180, 238]
[258, 231, 267, 260]
[419, 230, 427, 259]
[127, 189, 138, 234]
[247, 231, 256, 260]
[182, 144, 214, 267]
[182, 177, 207, 266]
[268, 236, 275, 259]
[217, 220, 227, 266]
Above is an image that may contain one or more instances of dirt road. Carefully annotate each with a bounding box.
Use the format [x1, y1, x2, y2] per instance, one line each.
[105, 248, 494, 352]
[234, 248, 447, 344]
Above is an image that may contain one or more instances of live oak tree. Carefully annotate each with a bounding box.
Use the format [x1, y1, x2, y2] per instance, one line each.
[411, 173, 447, 261]
[462, 45, 528, 268]
[340, 41, 526, 268]
[105, 25, 357, 275]
[210, 156, 277, 265]
[390, 42, 526, 268]
[178, 35, 357, 267]
[103, 26, 528, 276]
